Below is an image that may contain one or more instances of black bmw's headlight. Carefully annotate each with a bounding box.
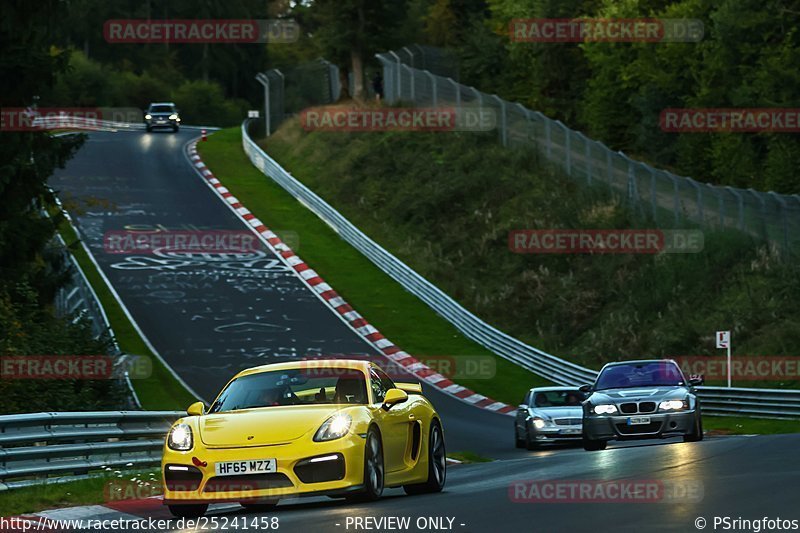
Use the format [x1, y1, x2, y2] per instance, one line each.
[658, 399, 689, 411]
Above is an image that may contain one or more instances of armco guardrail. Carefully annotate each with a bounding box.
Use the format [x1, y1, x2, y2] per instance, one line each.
[240, 119, 800, 419]
[0, 411, 182, 489]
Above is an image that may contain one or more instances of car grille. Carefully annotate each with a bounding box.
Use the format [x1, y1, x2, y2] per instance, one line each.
[203, 473, 293, 493]
[620, 402, 657, 414]
[616, 422, 663, 435]
[554, 418, 582, 426]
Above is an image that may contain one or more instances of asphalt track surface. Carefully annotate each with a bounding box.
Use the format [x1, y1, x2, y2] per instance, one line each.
[49, 130, 800, 532]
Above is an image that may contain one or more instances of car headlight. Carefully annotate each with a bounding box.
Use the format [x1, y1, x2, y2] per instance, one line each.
[592, 404, 618, 415]
[168, 423, 193, 451]
[314, 413, 352, 442]
[532, 417, 546, 429]
[145, 114, 152, 120]
[659, 400, 688, 411]
[169, 114, 178, 120]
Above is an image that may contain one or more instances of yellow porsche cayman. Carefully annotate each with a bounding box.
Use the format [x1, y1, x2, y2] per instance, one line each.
[162, 359, 446, 517]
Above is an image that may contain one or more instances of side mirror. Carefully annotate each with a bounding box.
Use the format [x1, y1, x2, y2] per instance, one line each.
[187, 401, 205, 416]
[688, 374, 705, 386]
[382, 388, 408, 411]
[579, 384, 593, 393]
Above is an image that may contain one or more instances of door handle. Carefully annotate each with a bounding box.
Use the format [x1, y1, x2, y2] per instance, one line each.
[408, 414, 415, 420]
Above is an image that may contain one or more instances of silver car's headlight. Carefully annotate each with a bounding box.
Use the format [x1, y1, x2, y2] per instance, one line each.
[532, 417, 546, 429]
[169, 114, 178, 120]
[314, 413, 352, 442]
[592, 404, 618, 415]
[168, 423, 193, 451]
[659, 399, 688, 411]
[145, 114, 152, 120]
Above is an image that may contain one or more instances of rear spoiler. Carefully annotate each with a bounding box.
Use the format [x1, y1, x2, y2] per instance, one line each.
[396, 382, 423, 394]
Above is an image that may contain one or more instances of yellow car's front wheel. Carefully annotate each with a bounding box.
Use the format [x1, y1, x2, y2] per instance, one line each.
[347, 427, 384, 502]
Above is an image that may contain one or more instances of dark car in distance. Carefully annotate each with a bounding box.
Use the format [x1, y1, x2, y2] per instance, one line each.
[144, 102, 180, 132]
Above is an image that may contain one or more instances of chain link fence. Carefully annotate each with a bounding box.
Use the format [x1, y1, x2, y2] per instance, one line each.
[256, 59, 340, 135]
[375, 48, 800, 255]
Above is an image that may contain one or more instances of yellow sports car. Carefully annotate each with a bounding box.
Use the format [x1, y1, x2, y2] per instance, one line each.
[162, 359, 446, 517]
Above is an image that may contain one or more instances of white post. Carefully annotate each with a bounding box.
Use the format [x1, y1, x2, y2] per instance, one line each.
[727, 342, 732, 388]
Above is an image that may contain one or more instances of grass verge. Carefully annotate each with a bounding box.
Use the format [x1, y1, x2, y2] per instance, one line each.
[2, 468, 160, 516]
[55, 215, 196, 410]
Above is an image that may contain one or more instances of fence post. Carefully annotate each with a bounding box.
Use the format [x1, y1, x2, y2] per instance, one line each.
[545, 117, 552, 159]
[403, 65, 415, 101]
[449, 78, 461, 113]
[726, 186, 744, 230]
[492, 95, 507, 147]
[389, 51, 402, 101]
[426, 71, 437, 107]
[672, 174, 681, 226]
[558, 122, 571, 175]
[768, 191, 789, 255]
[585, 135, 593, 185]
[255, 72, 270, 136]
[650, 169, 657, 223]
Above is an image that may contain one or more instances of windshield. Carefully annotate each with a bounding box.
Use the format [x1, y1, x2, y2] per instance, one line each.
[530, 390, 586, 407]
[208, 367, 368, 413]
[149, 105, 174, 113]
[594, 361, 685, 390]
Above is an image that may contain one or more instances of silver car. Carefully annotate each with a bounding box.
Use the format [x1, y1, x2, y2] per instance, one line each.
[581, 359, 704, 451]
[514, 387, 587, 450]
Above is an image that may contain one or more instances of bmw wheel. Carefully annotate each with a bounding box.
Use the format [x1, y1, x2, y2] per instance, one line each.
[683, 414, 704, 442]
[404, 419, 446, 495]
[582, 434, 607, 451]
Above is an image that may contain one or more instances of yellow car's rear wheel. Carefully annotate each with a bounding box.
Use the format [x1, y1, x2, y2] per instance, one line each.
[404, 419, 446, 495]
